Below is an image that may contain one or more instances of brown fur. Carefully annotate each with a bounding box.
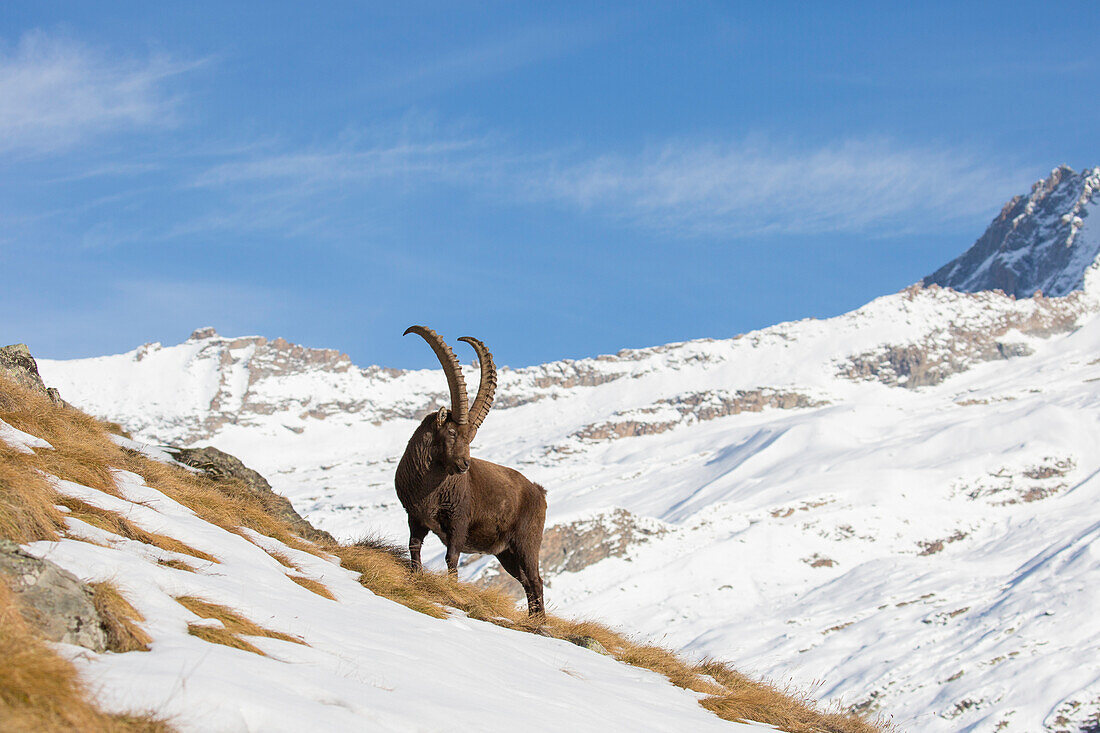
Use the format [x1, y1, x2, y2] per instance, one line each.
[396, 411, 547, 617]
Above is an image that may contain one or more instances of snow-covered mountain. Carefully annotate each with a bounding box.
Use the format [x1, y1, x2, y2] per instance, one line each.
[923, 165, 1100, 297]
[40, 165, 1100, 731]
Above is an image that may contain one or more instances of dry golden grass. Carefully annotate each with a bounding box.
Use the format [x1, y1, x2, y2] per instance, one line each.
[90, 583, 152, 653]
[263, 547, 299, 570]
[57, 496, 218, 564]
[697, 659, 884, 733]
[118, 452, 325, 559]
[0, 376, 315, 559]
[0, 375, 885, 732]
[0, 381, 129, 498]
[286, 575, 336, 600]
[0, 581, 171, 732]
[186, 623, 268, 656]
[176, 596, 305, 647]
[0, 442, 66, 543]
[155, 558, 196, 572]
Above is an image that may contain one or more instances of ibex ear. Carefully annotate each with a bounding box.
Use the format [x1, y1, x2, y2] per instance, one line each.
[435, 407, 449, 429]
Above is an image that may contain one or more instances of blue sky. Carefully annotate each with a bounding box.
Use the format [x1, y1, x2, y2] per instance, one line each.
[2, 2, 1098, 369]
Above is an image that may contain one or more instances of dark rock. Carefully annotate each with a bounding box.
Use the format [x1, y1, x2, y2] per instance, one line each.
[923, 165, 1100, 298]
[166, 446, 334, 544]
[0, 344, 65, 405]
[0, 539, 108, 652]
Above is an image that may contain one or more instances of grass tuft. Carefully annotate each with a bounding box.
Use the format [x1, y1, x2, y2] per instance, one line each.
[155, 558, 196, 572]
[262, 547, 299, 570]
[90, 582, 152, 653]
[186, 624, 267, 656]
[0, 442, 67, 543]
[175, 596, 305, 647]
[286, 575, 336, 600]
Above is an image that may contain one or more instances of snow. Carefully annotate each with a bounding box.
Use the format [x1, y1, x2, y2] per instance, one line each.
[0, 417, 53, 453]
[20, 461, 769, 732]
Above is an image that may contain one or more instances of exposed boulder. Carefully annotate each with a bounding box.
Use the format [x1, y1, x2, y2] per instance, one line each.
[0, 343, 65, 405]
[167, 446, 334, 544]
[0, 539, 108, 652]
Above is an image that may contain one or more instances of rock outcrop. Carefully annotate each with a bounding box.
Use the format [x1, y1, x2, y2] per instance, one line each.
[573, 389, 826, 441]
[478, 508, 667, 597]
[837, 284, 1087, 389]
[0, 343, 65, 405]
[0, 540, 108, 652]
[923, 165, 1100, 298]
[167, 445, 334, 544]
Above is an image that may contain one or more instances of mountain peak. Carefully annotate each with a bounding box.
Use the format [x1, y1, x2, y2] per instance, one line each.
[923, 164, 1100, 298]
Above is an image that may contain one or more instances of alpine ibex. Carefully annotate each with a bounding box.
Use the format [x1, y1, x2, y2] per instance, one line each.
[395, 326, 547, 617]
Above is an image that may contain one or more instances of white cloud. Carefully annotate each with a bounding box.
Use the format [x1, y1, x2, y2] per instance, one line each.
[185, 130, 1027, 240]
[531, 137, 1028, 236]
[0, 31, 193, 154]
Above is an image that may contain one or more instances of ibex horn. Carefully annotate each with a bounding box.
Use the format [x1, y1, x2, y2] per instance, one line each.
[458, 336, 497, 432]
[404, 326, 469, 425]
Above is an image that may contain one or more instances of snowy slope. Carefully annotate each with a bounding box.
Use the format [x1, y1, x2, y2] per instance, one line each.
[39, 174, 1100, 731]
[1, 428, 766, 732]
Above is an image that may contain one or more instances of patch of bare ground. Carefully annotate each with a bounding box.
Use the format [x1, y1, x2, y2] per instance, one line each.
[957, 456, 1076, 504]
[917, 530, 969, 556]
[955, 395, 1017, 406]
[803, 554, 837, 568]
[771, 498, 834, 518]
[922, 607, 970, 626]
[1047, 695, 1100, 733]
[574, 389, 827, 441]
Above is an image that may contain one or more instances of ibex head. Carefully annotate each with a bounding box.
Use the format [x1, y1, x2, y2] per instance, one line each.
[404, 326, 497, 476]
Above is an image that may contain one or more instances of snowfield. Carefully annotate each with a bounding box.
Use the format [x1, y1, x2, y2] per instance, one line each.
[38, 168, 1100, 730]
[2, 435, 769, 732]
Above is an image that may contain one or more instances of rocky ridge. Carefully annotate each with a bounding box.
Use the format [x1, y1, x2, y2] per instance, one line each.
[923, 165, 1100, 298]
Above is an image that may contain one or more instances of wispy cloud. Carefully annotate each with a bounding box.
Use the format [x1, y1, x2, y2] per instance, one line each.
[0, 30, 197, 155]
[179, 128, 1027, 240]
[531, 137, 1028, 236]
